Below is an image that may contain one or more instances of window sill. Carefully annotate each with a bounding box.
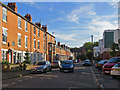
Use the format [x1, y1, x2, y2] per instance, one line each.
[2, 20, 7, 23]
[18, 45, 21, 47]
[25, 30, 28, 32]
[2, 42, 7, 44]
[18, 27, 22, 30]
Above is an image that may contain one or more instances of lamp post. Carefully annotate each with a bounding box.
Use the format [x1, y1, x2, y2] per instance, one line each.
[118, 39, 120, 51]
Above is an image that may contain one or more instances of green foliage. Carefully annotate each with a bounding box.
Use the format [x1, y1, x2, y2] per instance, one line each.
[2, 60, 10, 65]
[110, 42, 118, 57]
[24, 50, 31, 64]
[71, 41, 99, 60]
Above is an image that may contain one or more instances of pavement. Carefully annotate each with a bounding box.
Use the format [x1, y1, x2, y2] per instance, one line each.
[2, 62, 120, 90]
[2, 70, 31, 80]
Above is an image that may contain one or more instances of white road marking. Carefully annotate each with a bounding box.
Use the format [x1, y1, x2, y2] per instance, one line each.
[11, 82, 16, 85]
[18, 80, 22, 82]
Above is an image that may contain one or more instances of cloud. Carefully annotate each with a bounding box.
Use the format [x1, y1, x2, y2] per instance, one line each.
[48, 8, 54, 11]
[67, 4, 96, 24]
[108, 2, 118, 8]
[54, 33, 76, 41]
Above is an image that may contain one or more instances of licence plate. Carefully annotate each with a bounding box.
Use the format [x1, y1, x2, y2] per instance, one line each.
[105, 71, 110, 73]
[98, 65, 100, 66]
[64, 70, 68, 72]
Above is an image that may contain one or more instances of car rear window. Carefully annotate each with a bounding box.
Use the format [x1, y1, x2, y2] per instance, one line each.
[108, 58, 120, 63]
[36, 62, 46, 65]
[61, 61, 72, 64]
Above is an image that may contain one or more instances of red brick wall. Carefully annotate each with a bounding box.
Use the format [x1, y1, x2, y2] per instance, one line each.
[0, 3, 2, 62]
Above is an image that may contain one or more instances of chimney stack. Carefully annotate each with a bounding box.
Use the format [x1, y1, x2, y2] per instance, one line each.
[61, 44, 64, 48]
[42, 25, 47, 32]
[58, 42, 60, 46]
[35, 22, 41, 28]
[7, 2, 17, 12]
[24, 13, 32, 22]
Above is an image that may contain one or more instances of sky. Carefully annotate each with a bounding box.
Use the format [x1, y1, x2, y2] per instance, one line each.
[3, 2, 118, 48]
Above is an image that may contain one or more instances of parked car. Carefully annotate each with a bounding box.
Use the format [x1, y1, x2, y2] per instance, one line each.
[103, 57, 120, 74]
[60, 60, 74, 72]
[83, 60, 91, 66]
[73, 60, 78, 63]
[110, 62, 120, 78]
[51, 60, 61, 68]
[31, 61, 52, 73]
[95, 60, 108, 70]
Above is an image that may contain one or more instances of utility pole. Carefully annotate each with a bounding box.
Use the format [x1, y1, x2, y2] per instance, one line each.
[91, 35, 94, 64]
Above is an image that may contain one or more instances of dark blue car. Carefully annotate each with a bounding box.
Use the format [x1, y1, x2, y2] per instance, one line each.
[59, 60, 74, 72]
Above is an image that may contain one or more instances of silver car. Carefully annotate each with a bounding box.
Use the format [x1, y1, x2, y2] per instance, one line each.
[31, 61, 52, 73]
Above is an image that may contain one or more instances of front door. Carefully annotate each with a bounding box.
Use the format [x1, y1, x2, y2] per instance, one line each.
[13, 52, 16, 64]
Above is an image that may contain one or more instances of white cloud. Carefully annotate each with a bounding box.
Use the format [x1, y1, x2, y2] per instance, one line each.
[54, 33, 76, 41]
[48, 8, 54, 11]
[108, 2, 118, 8]
[67, 4, 96, 24]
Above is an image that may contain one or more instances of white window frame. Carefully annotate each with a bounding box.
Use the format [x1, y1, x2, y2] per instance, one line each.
[25, 35, 28, 48]
[18, 33, 21, 47]
[34, 39, 36, 50]
[25, 21, 28, 32]
[3, 7, 7, 22]
[2, 27, 7, 44]
[18, 16, 21, 29]
[38, 40, 40, 50]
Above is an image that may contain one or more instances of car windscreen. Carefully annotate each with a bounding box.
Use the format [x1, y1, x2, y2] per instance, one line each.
[61, 61, 72, 64]
[98, 60, 106, 64]
[53, 61, 58, 63]
[108, 58, 120, 63]
[36, 62, 46, 65]
[114, 63, 120, 67]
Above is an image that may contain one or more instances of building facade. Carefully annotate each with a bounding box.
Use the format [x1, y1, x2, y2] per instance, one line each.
[1, 2, 55, 64]
[1, 2, 72, 64]
[0, 2, 2, 62]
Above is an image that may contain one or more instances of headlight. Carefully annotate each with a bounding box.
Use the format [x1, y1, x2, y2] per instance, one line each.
[70, 65, 73, 68]
[59, 65, 62, 68]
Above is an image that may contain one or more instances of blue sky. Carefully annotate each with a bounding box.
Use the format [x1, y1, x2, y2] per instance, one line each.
[3, 2, 118, 47]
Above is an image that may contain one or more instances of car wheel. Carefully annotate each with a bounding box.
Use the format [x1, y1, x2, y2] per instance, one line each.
[49, 68, 52, 71]
[60, 69, 62, 72]
[43, 68, 47, 73]
[112, 75, 117, 79]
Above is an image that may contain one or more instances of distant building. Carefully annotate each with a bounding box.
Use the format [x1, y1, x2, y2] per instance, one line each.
[93, 46, 100, 57]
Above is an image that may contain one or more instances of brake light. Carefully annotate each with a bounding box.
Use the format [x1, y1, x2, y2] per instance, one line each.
[111, 68, 113, 70]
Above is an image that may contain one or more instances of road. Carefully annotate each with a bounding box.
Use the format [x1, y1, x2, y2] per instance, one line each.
[2, 62, 120, 89]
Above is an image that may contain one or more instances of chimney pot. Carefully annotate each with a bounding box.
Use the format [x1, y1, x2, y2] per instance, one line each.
[35, 22, 41, 28]
[58, 42, 60, 46]
[7, 2, 17, 12]
[42, 25, 47, 32]
[24, 13, 32, 22]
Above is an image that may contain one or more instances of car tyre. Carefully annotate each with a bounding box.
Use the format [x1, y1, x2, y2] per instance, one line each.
[43, 68, 47, 73]
[49, 67, 52, 71]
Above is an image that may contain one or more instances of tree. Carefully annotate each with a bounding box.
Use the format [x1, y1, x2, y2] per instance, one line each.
[24, 50, 31, 64]
[110, 42, 118, 57]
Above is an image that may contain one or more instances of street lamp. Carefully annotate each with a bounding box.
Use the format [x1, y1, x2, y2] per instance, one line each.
[118, 39, 120, 51]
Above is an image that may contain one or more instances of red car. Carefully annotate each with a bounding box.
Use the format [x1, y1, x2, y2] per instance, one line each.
[102, 57, 120, 74]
